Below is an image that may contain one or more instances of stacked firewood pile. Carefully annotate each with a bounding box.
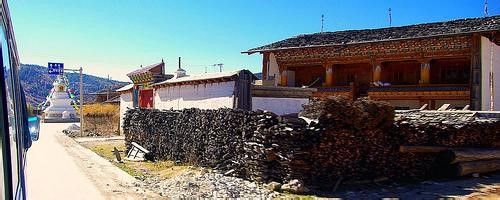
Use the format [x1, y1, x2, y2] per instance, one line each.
[395, 110, 500, 178]
[123, 97, 500, 188]
[301, 96, 398, 186]
[123, 107, 324, 183]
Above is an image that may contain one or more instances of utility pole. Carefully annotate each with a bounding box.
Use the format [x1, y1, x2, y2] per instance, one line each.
[79, 67, 84, 135]
[63, 66, 84, 135]
[107, 75, 110, 101]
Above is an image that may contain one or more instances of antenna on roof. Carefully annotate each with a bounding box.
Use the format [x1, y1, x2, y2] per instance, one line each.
[321, 14, 324, 32]
[178, 57, 181, 69]
[484, 0, 489, 17]
[388, 8, 392, 27]
[213, 63, 223, 72]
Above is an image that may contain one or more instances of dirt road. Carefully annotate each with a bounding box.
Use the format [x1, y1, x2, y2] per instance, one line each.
[26, 123, 156, 200]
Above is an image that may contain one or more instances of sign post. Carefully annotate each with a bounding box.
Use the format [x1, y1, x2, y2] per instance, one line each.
[79, 67, 83, 135]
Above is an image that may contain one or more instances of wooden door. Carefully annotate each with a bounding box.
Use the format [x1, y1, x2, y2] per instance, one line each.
[139, 89, 153, 108]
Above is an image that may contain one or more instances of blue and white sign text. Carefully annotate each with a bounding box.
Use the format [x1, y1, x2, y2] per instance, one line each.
[48, 62, 64, 75]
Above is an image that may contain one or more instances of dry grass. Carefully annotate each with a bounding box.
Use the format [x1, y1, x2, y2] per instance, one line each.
[83, 103, 119, 117]
[81, 140, 191, 180]
[82, 103, 120, 136]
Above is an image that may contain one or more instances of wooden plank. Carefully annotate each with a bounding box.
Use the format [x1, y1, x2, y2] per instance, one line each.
[399, 145, 452, 153]
[131, 142, 150, 154]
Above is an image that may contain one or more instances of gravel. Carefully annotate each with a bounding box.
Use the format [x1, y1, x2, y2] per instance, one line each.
[140, 170, 276, 199]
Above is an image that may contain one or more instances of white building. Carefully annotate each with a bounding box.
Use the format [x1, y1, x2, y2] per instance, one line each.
[117, 61, 314, 132]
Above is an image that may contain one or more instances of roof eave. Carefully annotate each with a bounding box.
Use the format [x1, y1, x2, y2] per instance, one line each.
[243, 29, 499, 54]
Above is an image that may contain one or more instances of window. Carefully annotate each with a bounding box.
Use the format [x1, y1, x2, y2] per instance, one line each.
[346, 73, 355, 83]
[440, 66, 469, 84]
[0, 21, 21, 199]
[393, 71, 404, 82]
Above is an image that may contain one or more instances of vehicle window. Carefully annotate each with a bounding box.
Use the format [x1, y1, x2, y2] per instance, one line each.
[0, 22, 19, 198]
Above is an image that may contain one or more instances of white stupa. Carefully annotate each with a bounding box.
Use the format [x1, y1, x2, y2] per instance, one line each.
[43, 75, 79, 122]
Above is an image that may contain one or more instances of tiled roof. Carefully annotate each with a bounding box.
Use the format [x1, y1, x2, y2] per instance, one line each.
[90, 84, 130, 94]
[126, 62, 163, 77]
[244, 15, 500, 53]
[153, 70, 257, 87]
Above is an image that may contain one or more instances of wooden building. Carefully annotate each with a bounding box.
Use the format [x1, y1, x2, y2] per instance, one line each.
[88, 84, 126, 104]
[244, 16, 500, 110]
[125, 60, 173, 108]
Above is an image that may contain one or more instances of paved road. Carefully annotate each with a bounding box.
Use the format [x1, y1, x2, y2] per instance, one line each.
[26, 123, 155, 200]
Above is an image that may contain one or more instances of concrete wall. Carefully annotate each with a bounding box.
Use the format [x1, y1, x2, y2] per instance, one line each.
[252, 97, 309, 115]
[481, 36, 500, 111]
[119, 92, 133, 133]
[154, 81, 235, 110]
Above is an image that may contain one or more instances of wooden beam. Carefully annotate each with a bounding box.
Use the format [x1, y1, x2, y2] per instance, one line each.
[399, 145, 452, 153]
[442, 149, 500, 164]
[456, 159, 500, 176]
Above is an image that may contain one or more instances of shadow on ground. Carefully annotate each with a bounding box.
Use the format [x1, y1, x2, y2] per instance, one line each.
[310, 172, 500, 199]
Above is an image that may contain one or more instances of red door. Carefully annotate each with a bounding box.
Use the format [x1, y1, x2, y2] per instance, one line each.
[139, 89, 153, 108]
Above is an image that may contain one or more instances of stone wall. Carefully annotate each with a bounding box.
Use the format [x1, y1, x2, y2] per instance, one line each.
[123, 96, 500, 188]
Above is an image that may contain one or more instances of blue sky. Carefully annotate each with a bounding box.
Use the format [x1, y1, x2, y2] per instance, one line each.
[9, 0, 499, 81]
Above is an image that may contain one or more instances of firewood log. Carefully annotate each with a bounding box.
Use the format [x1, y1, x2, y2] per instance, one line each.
[442, 149, 500, 163]
[456, 159, 500, 176]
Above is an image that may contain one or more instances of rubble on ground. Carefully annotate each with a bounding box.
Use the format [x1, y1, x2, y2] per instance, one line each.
[140, 170, 274, 198]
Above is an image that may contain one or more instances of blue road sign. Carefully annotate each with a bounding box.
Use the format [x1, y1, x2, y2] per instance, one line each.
[48, 62, 64, 75]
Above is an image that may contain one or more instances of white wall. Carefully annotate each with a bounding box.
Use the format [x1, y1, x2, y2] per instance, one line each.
[481, 36, 500, 111]
[268, 53, 280, 86]
[252, 97, 309, 115]
[154, 81, 235, 110]
[119, 92, 133, 133]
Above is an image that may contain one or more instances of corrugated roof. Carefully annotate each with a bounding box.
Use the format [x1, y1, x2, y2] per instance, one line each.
[243, 15, 500, 53]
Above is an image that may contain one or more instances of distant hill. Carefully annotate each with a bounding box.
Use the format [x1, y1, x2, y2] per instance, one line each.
[19, 64, 128, 105]
[254, 72, 262, 80]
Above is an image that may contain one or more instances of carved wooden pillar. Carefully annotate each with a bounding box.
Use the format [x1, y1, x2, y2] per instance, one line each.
[372, 63, 382, 83]
[419, 60, 431, 85]
[262, 53, 269, 80]
[470, 33, 482, 110]
[324, 63, 334, 87]
[279, 65, 288, 86]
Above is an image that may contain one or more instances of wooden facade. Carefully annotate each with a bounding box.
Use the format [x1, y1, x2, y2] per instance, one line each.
[245, 16, 500, 110]
[125, 60, 174, 108]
